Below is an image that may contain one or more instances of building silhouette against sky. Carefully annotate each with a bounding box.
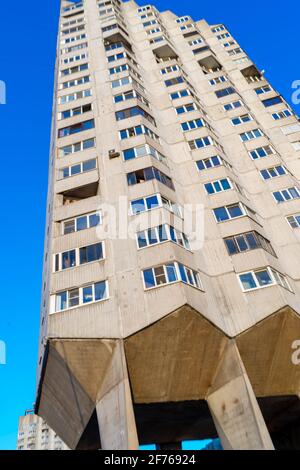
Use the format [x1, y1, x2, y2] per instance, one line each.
[17, 410, 68, 450]
[35, 0, 300, 450]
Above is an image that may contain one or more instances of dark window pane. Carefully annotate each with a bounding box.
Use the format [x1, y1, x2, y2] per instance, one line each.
[76, 216, 88, 231]
[95, 281, 107, 301]
[225, 238, 238, 255]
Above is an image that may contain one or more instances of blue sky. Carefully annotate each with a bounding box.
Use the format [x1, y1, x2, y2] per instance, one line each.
[0, 0, 299, 451]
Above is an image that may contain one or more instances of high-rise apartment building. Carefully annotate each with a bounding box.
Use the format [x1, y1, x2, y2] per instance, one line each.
[35, 0, 300, 450]
[17, 410, 68, 450]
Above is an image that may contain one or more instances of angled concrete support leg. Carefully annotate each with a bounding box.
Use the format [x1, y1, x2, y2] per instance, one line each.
[206, 341, 274, 450]
[96, 340, 139, 450]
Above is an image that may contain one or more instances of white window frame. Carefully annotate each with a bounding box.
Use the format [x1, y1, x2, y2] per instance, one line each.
[248, 145, 275, 160]
[59, 158, 97, 180]
[272, 109, 292, 120]
[62, 211, 102, 235]
[209, 76, 228, 86]
[136, 224, 191, 251]
[59, 137, 96, 157]
[240, 128, 263, 142]
[130, 193, 182, 218]
[122, 143, 167, 165]
[142, 262, 203, 291]
[58, 88, 92, 104]
[260, 165, 287, 180]
[273, 187, 300, 203]
[286, 214, 300, 229]
[204, 178, 233, 195]
[231, 114, 253, 126]
[238, 267, 292, 293]
[51, 280, 109, 313]
[223, 100, 243, 111]
[53, 241, 105, 273]
[213, 203, 253, 223]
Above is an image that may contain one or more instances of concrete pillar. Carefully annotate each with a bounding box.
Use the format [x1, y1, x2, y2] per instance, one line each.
[96, 341, 139, 450]
[206, 341, 274, 450]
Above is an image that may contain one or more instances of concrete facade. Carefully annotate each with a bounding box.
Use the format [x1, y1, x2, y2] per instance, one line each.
[36, 0, 300, 450]
[17, 410, 68, 450]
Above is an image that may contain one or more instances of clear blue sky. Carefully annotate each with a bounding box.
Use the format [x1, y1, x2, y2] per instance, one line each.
[0, 0, 299, 451]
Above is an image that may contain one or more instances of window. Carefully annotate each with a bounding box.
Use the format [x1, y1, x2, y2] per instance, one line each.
[143, 19, 158, 27]
[196, 155, 227, 171]
[192, 46, 210, 55]
[286, 214, 300, 229]
[188, 136, 213, 150]
[136, 224, 190, 250]
[204, 178, 232, 194]
[111, 76, 130, 88]
[240, 128, 263, 142]
[215, 87, 236, 98]
[61, 34, 87, 45]
[61, 75, 90, 89]
[53, 281, 108, 312]
[119, 124, 159, 142]
[61, 42, 88, 54]
[59, 159, 97, 179]
[224, 231, 275, 256]
[146, 27, 162, 34]
[231, 114, 253, 125]
[180, 24, 195, 31]
[61, 24, 85, 36]
[260, 165, 287, 180]
[273, 187, 300, 203]
[59, 138, 95, 157]
[160, 65, 180, 75]
[58, 103, 92, 120]
[62, 53, 88, 65]
[209, 76, 228, 86]
[228, 48, 242, 56]
[272, 109, 292, 120]
[107, 51, 126, 62]
[176, 16, 190, 23]
[175, 103, 197, 114]
[189, 38, 203, 46]
[292, 141, 300, 151]
[113, 90, 149, 106]
[181, 118, 204, 132]
[62, 212, 101, 235]
[170, 89, 191, 100]
[60, 63, 88, 76]
[248, 145, 275, 160]
[222, 41, 235, 48]
[213, 203, 251, 222]
[238, 267, 292, 292]
[143, 262, 202, 290]
[123, 144, 167, 164]
[58, 119, 94, 138]
[130, 194, 182, 218]
[165, 76, 184, 87]
[212, 25, 225, 33]
[109, 63, 128, 75]
[217, 33, 230, 39]
[127, 167, 174, 190]
[262, 96, 283, 107]
[255, 85, 272, 95]
[59, 88, 92, 104]
[105, 41, 126, 52]
[223, 100, 243, 111]
[54, 242, 104, 272]
[115, 106, 156, 126]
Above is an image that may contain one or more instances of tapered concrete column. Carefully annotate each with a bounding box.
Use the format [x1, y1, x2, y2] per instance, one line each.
[206, 341, 274, 450]
[96, 340, 139, 450]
